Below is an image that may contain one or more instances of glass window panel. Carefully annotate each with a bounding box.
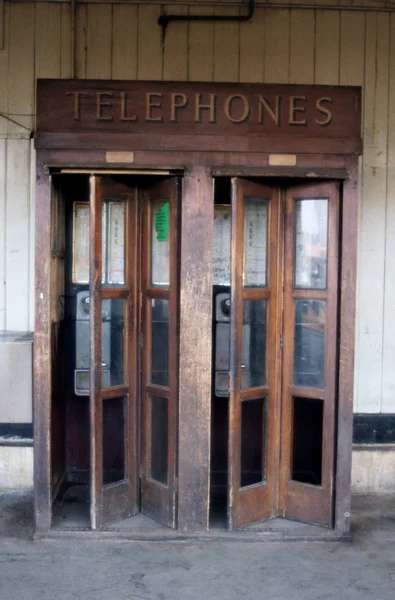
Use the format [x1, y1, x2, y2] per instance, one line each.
[72, 202, 90, 284]
[104, 201, 125, 285]
[243, 199, 268, 288]
[151, 199, 170, 287]
[292, 397, 323, 486]
[102, 299, 125, 387]
[213, 205, 231, 286]
[294, 199, 328, 289]
[150, 395, 168, 485]
[240, 398, 266, 488]
[102, 396, 125, 485]
[150, 299, 169, 387]
[241, 300, 267, 389]
[71, 202, 113, 285]
[102, 203, 107, 284]
[294, 299, 325, 388]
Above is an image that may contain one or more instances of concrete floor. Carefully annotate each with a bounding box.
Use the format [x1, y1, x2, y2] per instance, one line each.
[0, 490, 395, 600]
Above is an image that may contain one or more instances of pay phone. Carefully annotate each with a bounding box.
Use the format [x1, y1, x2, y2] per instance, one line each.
[65, 198, 126, 396]
[72, 291, 111, 395]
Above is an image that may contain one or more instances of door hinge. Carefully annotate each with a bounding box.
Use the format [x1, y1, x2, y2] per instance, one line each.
[280, 334, 284, 351]
[139, 464, 143, 478]
[139, 332, 143, 348]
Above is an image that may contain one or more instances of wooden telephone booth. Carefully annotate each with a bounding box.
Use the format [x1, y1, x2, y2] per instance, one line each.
[34, 80, 361, 539]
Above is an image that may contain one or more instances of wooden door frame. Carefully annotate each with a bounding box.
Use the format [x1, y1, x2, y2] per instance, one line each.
[34, 149, 358, 536]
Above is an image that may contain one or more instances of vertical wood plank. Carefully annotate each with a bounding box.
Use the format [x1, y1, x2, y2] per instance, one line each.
[339, 10, 365, 413]
[137, 4, 162, 81]
[289, 9, 315, 84]
[112, 5, 138, 80]
[339, 11, 365, 86]
[357, 12, 389, 413]
[0, 1, 9, 136]
[178, 166, 213, 531]
[34, 160, 52, 533]
[8, 2, 35, 135]
[213, 7, 240, 82]
[188, 5, 214, 82]
[381, 13, 395, 413]
[5, 139, 30, 331]
[35, 3, 61, 79]
[163, 5, 188, 81]
[264, 9, 290, 84]
[315, 10, 340, 85]
[60, 2, 72, 79]
[86, 4, 112, 79]
[239, 7, 265, 83]
[335, 158, 359, 533]
[75, 2, 87, 79]
[0, 139, 5, 330]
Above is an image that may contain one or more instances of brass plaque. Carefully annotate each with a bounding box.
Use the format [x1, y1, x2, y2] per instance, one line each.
[105, 151, 134, 163]
[268, 154, 297, 166]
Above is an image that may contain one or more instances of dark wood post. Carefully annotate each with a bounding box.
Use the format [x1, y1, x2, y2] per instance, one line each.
[178, 166, 213, 531]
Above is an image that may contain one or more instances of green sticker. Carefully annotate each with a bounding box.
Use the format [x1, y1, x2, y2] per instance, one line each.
[155, 202, 169, 242]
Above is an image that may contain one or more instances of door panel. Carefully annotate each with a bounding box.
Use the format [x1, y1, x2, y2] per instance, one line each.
[89, 175, 139, 529]
[227, 178, 281, 530]
[141, 177, 180, 528]
[280, 182, 339, 527]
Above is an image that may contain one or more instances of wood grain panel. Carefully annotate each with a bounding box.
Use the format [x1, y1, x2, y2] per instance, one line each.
[315, 10, 340, 85]
[8, 2, 34, 135]
[213, 7, 240, 82]
[35, 3, 61, 79]
[178, 166, 213, 531]
[335, 158, 359, 532]
[357, 12, 389, 413]
[112, 5, 138, 80]
[264, 8, 290, 84]
[5, 139, 31, 331]
[339, 11, 365, 86]
[381, 12, 395, 413]
[163, 5, 188, 81]
[86, 4, 112, 79]
[75, 2, 87, 79]
[0, 139, 5, 329]
[289, 9, 315, 84]
[188, 5, 214, 82]
[239, 7, 265, 83]
[60, 2, 72, 79]
[137, 4, 162, 80]
[34, 161, 52, 533]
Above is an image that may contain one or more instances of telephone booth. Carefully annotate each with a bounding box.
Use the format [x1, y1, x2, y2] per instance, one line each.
[34, 80, 361, 539]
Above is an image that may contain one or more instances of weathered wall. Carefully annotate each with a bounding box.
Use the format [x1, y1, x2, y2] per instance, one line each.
[0, 1, 394, 413]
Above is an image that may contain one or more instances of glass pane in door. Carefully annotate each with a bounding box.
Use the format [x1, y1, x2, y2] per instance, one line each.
[292, 397, 323, 486]
[150, 395, 168, 485]
[102, 299, 125, 387]
[243, 199, 268, 287]
[150, 299, 169, 387]
[151, 200, 170, 287]
[294, 199, 328, 289]
[241, 299, 267, 389]
[105, 201, 126, 285]
[102, 396, 126, 485]
[294, 299, 326, 388]
[240, 398, 267, 488]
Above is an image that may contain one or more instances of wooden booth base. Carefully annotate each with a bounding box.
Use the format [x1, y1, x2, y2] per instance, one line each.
[35, 516, 351, 544]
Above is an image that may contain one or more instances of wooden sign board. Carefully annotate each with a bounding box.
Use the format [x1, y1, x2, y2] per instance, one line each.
[36, 80, 362, 155]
